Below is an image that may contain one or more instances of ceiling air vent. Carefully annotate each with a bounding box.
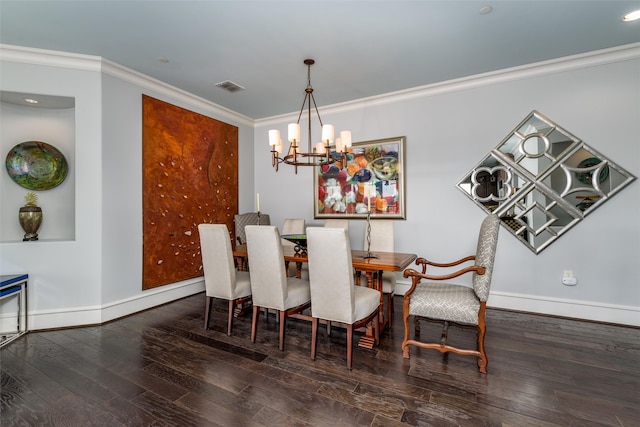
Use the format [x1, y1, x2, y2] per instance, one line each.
[214, 80, 245, 93]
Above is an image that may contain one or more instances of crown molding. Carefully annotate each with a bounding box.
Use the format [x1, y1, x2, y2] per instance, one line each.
[0, 43, 102, 71]
[257, 42, 640, 127]
[3, 42, 639, 129]
[0, 44, 254, 127]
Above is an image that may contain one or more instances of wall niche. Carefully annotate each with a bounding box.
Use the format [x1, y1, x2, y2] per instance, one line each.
[0, 91, 76, 242]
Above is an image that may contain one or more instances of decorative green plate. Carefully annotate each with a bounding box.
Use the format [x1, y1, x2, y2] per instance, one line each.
[5, 141, 68, 190]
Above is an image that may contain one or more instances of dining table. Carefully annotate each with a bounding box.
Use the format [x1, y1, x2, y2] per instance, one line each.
[233, 242, 417, 349]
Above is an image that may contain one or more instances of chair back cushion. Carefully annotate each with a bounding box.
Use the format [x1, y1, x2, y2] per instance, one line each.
[472, 214, 500, 301]
[323, 219, 349, 231]
[234, 212, 270, 244]
[197, 224, 237, 299]
[245, 225, 288, 310]
[365, 220, 394, 252]
[282, 218, 305, 235]
[281, 218, 306, 254]
[307, 227, 356, 323]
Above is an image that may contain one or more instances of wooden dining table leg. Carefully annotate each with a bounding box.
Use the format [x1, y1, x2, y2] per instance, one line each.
[357, 270, 381, 349]
[375, 271, 386, 329]
[296, 261, 303, 279]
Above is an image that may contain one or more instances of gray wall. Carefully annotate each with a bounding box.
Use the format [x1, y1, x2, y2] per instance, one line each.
[255, 47, 640, 325]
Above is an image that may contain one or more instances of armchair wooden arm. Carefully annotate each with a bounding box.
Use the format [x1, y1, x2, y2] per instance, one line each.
[403, 263, 486, 296]
[415, 255, 476, 273]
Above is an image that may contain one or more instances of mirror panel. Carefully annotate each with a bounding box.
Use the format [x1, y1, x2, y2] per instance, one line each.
[457, 153, 530, 213]
[458, 111, 636, 254]
[501, 186, 582, 253]
[496, 111, 580, 179]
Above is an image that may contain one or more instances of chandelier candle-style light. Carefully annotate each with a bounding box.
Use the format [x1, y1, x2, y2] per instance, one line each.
[269, 59, 351, 173]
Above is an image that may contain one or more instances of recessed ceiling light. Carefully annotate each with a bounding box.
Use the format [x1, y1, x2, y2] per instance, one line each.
[622, 9, 640, 22]
[24, 98, 39, 104]
[479, 6, 492, 15]
[158, 57, 170, 63]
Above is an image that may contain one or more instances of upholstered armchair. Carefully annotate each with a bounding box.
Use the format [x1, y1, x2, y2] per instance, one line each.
[307, 227, 380, 369]
[402, 214, 500, 373]
[234, 212, 270, 245]
[197, 224, 252, 336]
[245, 225, 311, 351]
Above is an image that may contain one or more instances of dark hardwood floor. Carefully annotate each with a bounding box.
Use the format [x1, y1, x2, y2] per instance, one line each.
[2, 293, 639, 426]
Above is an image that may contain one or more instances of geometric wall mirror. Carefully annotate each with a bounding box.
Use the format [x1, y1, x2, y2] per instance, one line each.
[457, 110, 636, 253]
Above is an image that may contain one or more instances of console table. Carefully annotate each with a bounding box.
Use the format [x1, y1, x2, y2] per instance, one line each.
[0, 274, 28, 347]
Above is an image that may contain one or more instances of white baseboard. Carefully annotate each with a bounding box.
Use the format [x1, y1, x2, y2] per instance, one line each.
[26, 279, 639, 330]
[394, 282, 640, 327]
[27, 279, 205, 331]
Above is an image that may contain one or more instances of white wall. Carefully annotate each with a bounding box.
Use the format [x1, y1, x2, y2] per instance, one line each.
[0, 46, 255, 329]
[0, 56, 104, 328]
[255, 45, 640, 325]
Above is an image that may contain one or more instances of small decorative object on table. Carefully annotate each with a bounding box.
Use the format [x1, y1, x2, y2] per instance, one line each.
[281, 234, 307, 256]
[19, 192, 42, 241]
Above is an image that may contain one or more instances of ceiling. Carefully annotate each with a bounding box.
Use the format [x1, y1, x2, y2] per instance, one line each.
[1, 1, 639, 120]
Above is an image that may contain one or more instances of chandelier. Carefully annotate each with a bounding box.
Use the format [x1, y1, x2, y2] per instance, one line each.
[269, 59, 351, 173]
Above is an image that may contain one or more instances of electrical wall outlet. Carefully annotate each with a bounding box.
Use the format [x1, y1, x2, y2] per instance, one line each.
[562, 277, 578, 286]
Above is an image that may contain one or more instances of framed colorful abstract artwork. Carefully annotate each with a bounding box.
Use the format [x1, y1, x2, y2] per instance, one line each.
[314, 136, 405, 219]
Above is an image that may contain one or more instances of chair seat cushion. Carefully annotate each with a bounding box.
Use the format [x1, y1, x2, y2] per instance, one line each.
[352, 286, 380, 324]
[409, 282, 480, 325]
[284, 278, 311, 310]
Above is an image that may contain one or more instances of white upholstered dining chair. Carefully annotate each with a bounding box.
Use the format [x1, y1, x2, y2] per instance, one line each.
[282, 218, 305, 236]
[401, 214, 500, 373]
[245, 225, 311, 351]
[197, 223, 252, 336]
[324, 219, 349, 231]
[281, 218, 306, 277]
[307, 226, 380, 369]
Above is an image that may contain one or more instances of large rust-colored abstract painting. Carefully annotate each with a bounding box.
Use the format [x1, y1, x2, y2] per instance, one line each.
[142, 95, 238, 289]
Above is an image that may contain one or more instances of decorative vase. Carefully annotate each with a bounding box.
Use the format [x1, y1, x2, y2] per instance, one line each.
[19, 206, 43, 241]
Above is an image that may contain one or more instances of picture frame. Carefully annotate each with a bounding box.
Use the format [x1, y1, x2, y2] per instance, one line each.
[314, 136, 406, 219]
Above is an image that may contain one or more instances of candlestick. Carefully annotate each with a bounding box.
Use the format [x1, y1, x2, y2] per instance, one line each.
[363, 210, 378, 259]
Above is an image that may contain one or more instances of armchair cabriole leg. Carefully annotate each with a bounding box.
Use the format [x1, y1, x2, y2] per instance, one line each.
[477, 302, 488, 374]
[402, 291, 412, 358]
